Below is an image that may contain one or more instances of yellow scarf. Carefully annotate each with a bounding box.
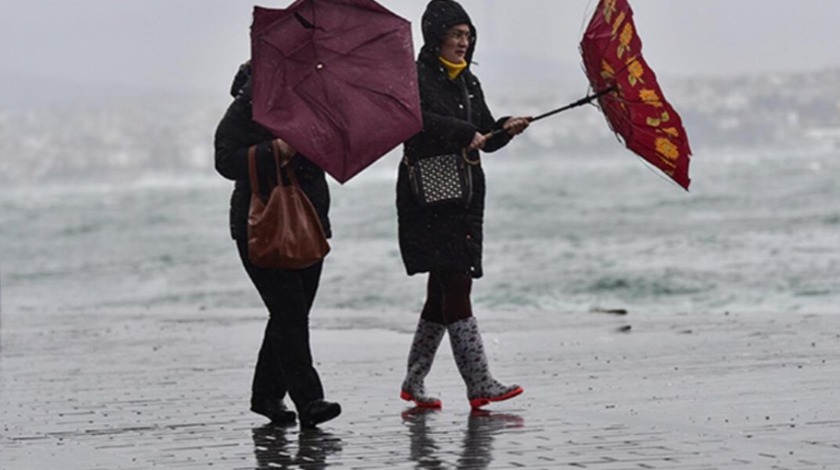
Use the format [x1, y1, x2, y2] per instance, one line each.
[439, 56, 468, 80]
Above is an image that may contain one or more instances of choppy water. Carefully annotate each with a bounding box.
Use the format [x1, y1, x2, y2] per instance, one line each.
[1, 143, 837, 316]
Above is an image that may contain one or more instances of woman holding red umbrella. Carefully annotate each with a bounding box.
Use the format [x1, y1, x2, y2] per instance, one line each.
[397, 0, 530, 410]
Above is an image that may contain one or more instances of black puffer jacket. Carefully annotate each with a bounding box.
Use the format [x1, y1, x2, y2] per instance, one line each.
[215, 69, 331, 242]
[397, 0, 512, 279]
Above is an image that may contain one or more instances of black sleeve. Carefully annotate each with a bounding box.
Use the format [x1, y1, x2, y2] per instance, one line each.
[470, 77, 512, 153]
[420, 109, 477, 149]
[213, 98, 277, 182]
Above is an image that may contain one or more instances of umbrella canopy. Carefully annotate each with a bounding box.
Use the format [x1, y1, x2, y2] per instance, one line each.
[580, 0, 692, 190]
[251, 0, 422, 184]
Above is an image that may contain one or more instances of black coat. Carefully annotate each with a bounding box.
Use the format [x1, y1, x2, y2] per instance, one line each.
[215, 78, 331, 242]
[397, 0, 512, 278]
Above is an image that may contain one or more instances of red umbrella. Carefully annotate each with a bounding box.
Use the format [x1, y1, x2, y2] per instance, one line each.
[251, 0, 422, 184]
[494, 0, 693, 190]
[580, 0, 692, 189]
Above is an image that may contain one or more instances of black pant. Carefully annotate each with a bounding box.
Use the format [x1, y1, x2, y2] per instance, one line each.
[420, 271, 474, 325]
[236, 239, 325, 412]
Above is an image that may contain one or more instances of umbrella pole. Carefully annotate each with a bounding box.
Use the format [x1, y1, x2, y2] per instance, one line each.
[485, 86, 614, 138]
[530, 86, 614, 122]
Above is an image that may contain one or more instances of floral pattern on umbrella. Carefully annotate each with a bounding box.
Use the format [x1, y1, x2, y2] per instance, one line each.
[581, 0, 693, 190]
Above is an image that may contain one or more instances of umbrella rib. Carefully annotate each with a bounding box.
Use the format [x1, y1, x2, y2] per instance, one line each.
[260, 38, 296, 62]
[317, 28, 403, 63]
[305, 89, 350, 147]
[341, 78, 418, 116]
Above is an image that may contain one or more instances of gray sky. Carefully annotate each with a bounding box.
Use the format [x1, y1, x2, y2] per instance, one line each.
[1, 0, 839, 94]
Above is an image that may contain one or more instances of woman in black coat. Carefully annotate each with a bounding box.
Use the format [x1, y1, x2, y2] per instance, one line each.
[214, 62, 340, 428]
[397, 0, 530, 410]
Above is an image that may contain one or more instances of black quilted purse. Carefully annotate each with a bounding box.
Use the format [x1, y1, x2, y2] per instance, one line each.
[408, 76, 482, 208]
[406, 151, 477, 207]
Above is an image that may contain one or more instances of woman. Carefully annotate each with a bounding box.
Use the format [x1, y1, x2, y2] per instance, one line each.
[397, 0, 530, 410]
[215, 61, 340, 428]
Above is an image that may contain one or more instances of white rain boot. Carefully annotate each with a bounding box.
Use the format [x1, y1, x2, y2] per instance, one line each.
[400, 319, 446, 408]
[448, 317, 523, 409]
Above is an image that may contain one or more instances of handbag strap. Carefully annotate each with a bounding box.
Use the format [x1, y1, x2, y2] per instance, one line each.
[458, 76, 482, 165]
[271, 140, 299, 187]
[249, 141, 299, 194]
[248, 145, 261, 195]
[403, 77, 479, 168]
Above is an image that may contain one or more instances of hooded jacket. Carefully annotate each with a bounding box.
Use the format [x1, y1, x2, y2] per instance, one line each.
[215, 64, 331, 242]
[397, 0, 513, 279]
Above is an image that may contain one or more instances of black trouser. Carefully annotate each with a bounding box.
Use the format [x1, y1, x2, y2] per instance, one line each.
[236, 239, 325, 412]
[420, 271, 474, 325]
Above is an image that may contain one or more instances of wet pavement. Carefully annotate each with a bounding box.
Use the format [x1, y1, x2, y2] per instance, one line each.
[2, 307, 840, 469]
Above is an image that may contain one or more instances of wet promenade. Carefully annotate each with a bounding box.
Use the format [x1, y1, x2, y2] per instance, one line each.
[2, 307, 839, 469]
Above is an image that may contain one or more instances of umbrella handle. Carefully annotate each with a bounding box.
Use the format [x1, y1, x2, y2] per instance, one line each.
[482, 86, 615, 139]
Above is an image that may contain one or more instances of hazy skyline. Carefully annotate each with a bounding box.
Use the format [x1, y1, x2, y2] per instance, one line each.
[1, 0, 839, 95]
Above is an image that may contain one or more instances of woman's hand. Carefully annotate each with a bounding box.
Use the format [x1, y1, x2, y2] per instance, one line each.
[273, 138, 297, 160]
[467, 132, 487, 151]
[504, 116, 531, 136]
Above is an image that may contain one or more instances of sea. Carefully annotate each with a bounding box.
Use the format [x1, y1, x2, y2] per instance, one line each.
[1, 91, 838, 318]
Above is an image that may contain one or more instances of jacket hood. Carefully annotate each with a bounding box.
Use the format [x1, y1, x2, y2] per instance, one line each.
[420, 0, 477, 64]
[230, 61, 252, 98]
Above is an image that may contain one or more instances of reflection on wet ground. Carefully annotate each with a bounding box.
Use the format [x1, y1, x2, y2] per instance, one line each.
[6, 309, 840, 468]
[251, 410, 524, 469]
[252, 425, 343, 470]
[402, 407, 524, 469]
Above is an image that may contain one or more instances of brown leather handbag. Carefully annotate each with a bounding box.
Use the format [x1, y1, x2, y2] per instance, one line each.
[247, 142, 330, 269]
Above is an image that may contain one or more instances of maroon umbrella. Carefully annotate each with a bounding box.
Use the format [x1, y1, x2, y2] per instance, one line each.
[251, 0, 422, 184]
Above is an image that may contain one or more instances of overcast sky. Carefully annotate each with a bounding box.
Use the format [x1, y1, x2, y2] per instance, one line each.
[1, 0, 839, 95]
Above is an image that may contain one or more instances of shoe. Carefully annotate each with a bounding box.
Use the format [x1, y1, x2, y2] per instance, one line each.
[400, 319, 446, 409]
[448, 317, 523, 410]
[299, 399, 341, 428]
[251, 397, 297, 425]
